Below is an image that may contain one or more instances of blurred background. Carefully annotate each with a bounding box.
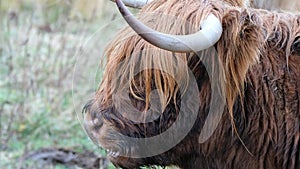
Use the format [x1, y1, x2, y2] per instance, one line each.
[0, 0, 129, 168]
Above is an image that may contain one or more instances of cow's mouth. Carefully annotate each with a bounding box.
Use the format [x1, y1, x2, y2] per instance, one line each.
[82, 99, 141, 158]
[107, 149, 120, 158]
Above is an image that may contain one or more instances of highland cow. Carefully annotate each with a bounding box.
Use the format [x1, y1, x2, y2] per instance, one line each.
[83, 0, 300, 168]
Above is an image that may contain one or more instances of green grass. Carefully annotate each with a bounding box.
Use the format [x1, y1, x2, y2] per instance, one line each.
[0, 1, 118, 168]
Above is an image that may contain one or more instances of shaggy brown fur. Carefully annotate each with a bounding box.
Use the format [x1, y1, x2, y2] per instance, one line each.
[83, 0, 300, 168]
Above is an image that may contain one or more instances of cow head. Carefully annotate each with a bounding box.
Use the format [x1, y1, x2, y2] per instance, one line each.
[82, 0, 297, 168]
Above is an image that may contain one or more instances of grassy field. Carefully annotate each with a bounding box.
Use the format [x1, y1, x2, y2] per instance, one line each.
[0, 1, 125, 168]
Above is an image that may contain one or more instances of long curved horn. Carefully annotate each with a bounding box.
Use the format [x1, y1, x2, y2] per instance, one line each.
[115, 0, 222, 52]
[111, 0, 153, 9]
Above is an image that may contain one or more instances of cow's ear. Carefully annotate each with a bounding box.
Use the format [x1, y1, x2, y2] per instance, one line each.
[292, 36, 300, 55]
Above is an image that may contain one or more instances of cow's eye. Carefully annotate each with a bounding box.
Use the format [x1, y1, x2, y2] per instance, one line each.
[292, 36, 300, 55]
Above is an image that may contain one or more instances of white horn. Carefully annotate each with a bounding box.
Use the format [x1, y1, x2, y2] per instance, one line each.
[111, 0, 153, 9]
[115, 0, 223, 52]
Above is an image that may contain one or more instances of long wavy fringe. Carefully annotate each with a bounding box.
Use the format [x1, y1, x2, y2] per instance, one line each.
[98, 0, 218, 110]
[97, 0, 300, 133]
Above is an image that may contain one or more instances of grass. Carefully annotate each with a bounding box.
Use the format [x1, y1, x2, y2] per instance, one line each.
[0, 1, 122, 168]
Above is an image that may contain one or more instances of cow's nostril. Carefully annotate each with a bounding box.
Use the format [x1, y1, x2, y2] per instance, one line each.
[92, 116, 104, 130]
